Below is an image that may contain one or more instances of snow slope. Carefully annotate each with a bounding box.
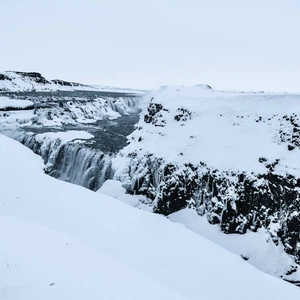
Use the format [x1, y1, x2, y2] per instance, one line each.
[0, 71, 145, 93]
[0, 71, 96, 92]
[1, 134, 300, 299]
[169, 208, 300, 284]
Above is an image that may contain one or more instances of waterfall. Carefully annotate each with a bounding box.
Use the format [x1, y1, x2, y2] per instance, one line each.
[0, 91, 142, 191]
[49, 143, 113, 191]
[9, 94, 141, 126]
[7, 130, 114, 191]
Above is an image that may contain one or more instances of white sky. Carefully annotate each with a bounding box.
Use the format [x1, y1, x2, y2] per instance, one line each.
[0, 0, 299, 92]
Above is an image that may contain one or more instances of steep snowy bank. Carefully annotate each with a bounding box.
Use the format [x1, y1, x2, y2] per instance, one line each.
[113, 85, 300, 277]
[169, 208, 300, 285]
[1, 134, 300, 299]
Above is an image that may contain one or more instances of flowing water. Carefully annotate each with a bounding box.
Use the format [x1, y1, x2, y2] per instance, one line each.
[0, 90, 142, 190]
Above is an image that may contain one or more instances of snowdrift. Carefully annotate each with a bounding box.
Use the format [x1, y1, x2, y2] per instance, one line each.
[1, 134, 300, 299]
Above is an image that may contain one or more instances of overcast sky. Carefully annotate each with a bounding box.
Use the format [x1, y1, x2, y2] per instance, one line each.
[0, 0, 299, 92]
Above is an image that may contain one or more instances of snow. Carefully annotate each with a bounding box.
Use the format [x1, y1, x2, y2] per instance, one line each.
[123, 85, 300, 177]
[97, 179, 127, 198]
[1, 134, 300, 299]
[98, 179, 151, 208]
[169, 208, 300, 283]
[0, 110, 34, 129]
[0, 96, 140, 131]
[1, 216, 185, 300]
[35, 131, 94, 144]
[0, 97, 34, 110]
[0, 71, 146, 94]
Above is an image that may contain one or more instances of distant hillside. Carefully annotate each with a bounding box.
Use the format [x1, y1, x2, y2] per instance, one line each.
[0, 71, 145, 94]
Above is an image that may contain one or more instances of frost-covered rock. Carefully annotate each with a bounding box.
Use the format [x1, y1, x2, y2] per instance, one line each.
[114, 85, 300, 277]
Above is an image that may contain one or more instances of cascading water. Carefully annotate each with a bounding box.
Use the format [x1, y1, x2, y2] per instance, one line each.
[49, 143, 113, 191]
[0, 90, 143, 191]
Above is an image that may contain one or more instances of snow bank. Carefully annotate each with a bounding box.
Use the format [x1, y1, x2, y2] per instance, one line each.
[35, 130, 94, 144]
[0, 97, 34, 110]
[169, 208, 300, 283]
[98, 179, 151, 208]
[1, 134, 300, 299]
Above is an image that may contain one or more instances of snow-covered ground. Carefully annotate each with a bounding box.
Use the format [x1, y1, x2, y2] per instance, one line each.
[1, 134, 300, 299]
[169, 208, 300, 283]
[121, 85, 300, 177]
[0, 97, 34, 110]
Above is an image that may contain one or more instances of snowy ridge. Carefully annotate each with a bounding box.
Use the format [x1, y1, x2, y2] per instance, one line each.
[0, 71, 95, 92]
[0, 71, 145, 93]
[1, 134, 300, 299]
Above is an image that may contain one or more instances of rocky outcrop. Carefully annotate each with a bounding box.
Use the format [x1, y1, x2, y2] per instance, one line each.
[115, 86, 300, 269]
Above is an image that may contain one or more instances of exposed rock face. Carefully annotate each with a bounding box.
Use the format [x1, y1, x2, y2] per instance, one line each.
[0, 74, 12, 81]
[120, 154, 300, 262]
[144, 102, 168, 127]
[115, 86, 300, 266]
[51, 79, 86, 88]
[14, 71, 50, 84]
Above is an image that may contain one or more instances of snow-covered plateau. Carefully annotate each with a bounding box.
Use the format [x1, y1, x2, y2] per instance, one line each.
[112, 85, 300, 284]
[1, 134, 300, 299]
[0, 75, 300, 293]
